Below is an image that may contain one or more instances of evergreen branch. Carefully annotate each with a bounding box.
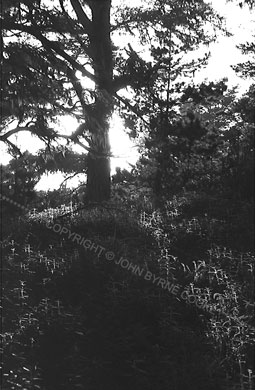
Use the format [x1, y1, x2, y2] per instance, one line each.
[2, 21, 95, 82]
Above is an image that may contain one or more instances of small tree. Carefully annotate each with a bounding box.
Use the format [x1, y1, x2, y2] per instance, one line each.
[135, 82, 254, 200]
[1, 152, 42, 213]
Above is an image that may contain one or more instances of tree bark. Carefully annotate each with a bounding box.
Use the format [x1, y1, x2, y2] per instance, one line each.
[86, 130, 111, 202]
[85, 0, 113, 202]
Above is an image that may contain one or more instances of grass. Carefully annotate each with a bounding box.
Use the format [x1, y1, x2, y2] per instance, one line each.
[1, 191, 254, 390]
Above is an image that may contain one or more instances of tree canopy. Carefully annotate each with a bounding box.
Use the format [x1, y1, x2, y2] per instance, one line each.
[1, 0, 226, 201]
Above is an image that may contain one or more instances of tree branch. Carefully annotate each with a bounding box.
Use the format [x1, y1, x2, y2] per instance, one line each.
[6, 139, 23, 157]
[60, 171, 84, 188]
[0, 126, 36, 141]
[112, 74, 131, 93]
[66, 67, 90, 116]
[70, 0, 92, 35]
[58, 133, 92, 153]
[114, 92, 150, 126]
[2, 21, 95, 82]
[59, 0, 92, 56]
[0, 125, 111, 159]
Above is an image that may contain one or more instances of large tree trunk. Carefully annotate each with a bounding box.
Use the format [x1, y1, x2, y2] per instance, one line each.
[86, 0, 113, 202]
[86, 130, 111, 202]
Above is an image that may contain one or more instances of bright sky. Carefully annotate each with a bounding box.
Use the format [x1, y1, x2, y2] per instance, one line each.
[0, 0, 254, 191]
[196, 0, 254, 93]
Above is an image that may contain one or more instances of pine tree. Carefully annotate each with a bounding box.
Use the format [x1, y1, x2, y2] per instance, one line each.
[1, 0, 225, 201]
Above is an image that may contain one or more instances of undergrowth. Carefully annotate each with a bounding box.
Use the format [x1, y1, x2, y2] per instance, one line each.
[1, 191, 254, 390]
